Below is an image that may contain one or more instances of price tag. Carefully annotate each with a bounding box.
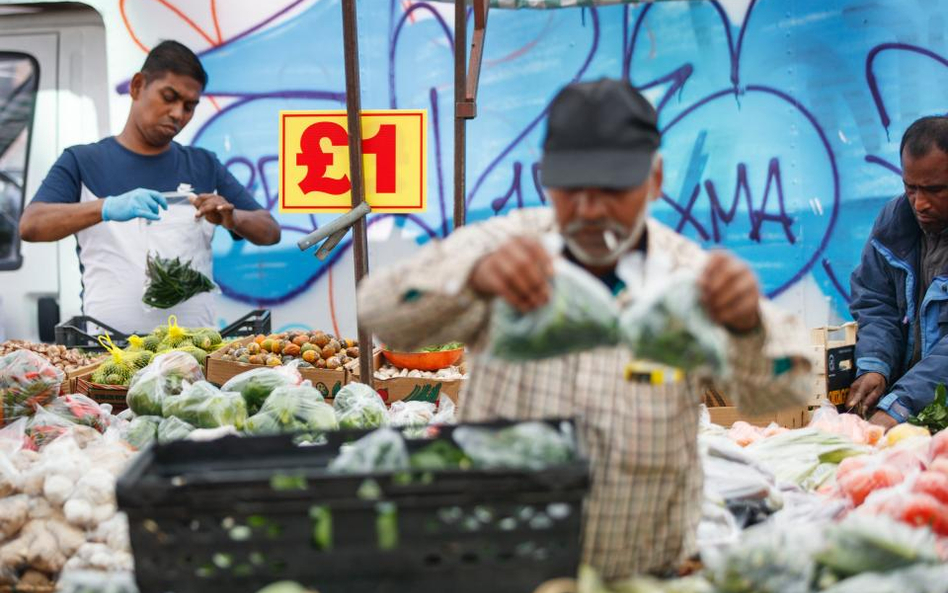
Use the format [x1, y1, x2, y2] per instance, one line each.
[279, 109, 427, 213]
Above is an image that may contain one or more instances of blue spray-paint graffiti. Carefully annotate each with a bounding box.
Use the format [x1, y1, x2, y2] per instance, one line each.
[117, 0, 948, 323]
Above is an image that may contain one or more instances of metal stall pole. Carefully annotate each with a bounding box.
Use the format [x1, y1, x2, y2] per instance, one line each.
[341, 0, 374, 388]
[454, 0, 489, 230]
[454, 0, 468, 229]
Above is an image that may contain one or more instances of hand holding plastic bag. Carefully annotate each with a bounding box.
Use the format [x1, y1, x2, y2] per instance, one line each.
[1, 350, 65, 425]
[618, 253, 729, 376]
[334, 384, 388, 430]
[488, 256, 620, 361]
[126, 351, 205, 416]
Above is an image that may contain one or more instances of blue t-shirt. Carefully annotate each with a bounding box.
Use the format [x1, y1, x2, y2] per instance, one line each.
[33, 136, 260, 211]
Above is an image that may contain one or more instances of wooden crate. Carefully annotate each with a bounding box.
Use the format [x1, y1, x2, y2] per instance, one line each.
[75, 374, 129, 413]
[810, 323, 857, 407]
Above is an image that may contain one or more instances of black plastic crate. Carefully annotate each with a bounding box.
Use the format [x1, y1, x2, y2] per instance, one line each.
[53, 310, 271, 351]
[116, 419, 589, 593]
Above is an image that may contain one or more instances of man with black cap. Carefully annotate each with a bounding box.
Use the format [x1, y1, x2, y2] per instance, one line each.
[358, 79, 811, 580]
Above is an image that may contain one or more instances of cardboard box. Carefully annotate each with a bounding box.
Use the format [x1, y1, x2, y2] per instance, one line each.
[347, 350, 463, 405]
[708, 405, 811, 429]
[811, 323, 857, 407]
[205, 336, 348, 399]
[75, 374, 129, 413]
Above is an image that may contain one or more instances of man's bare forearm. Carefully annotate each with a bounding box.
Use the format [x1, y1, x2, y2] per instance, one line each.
[19, 201, 104, 242]
[232, 210, 281, 245]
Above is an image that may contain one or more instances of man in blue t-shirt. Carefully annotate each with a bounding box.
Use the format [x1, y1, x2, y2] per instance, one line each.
[19, 40, 280, 333]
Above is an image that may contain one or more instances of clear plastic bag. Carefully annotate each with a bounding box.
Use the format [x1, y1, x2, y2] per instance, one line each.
[126, 351, 205, 416]
[617, 253, 729, 376]
[25, 406, 77, 449]
[744, 429, 871, 488]
[857, 470, 948, 536]
[328, 428, 409, 474]
[333, 384, 389, 430]
[157, 416, 195, 443]
[453, 421, 576, 470]
[819, 563, 948, 593]
[45, 395, 109, 433]
[488, 257, 620, 361]
[389, 401, 435, 427]
[0, 350, 65, 425]
[703, 521, 822, 593]
[124, 416, 160, 450]
[808, 404, 885, 447]
[161, 381, 247, 429]
[833, 447, 926, 507]
[816, 514, 940, 578]
[140, 198, 217, 312]
[244, 384, 337, 436]
[221, 364, 302, 415]
[432, 395, 457, 425]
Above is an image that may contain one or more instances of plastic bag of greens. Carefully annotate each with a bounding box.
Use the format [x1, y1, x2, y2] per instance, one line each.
[244, 384, 337, 436]
[819, 563, 948, 593]
[162, 381, 247, 429]
[389, 401, 435, 429]
[488, 257, 619, 361]
[704, 521, 823, 593]
[126, 351, 205, 416]
[617, 253, 729, 376]
[816, 514, 940, 579]
[0, 350, 65, 425]
[453, 421, 576, 470]
[329, 428, 409, 474]
[334, 384, 389, 430]
[221, 364, 302, 415]
[125, 416, 160, 449]
[45, 395, 109, 433]
[157, 416, 195, 443]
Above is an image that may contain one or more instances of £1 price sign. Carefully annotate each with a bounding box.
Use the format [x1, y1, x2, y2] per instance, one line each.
[280, 110, 427, 213]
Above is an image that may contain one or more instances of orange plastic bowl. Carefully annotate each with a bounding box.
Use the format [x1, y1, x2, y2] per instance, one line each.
[381, 347, 464, 371]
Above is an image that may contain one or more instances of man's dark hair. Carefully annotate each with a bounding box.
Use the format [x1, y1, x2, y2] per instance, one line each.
[141, 40, 208, 89]
[900, 115, 948, 159]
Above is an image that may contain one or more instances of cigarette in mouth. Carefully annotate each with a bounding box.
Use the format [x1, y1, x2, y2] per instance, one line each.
[603, 230, 618, 251]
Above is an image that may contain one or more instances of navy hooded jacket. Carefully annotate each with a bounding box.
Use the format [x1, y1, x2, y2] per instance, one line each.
[850, 194, 948, 422]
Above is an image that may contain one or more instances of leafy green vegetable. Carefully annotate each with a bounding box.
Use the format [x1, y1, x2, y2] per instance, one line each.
[126, 415, 161, 449]
[161, 381, 248, 429]
[409, 440, 470, 471]
[142, 252, 215, 309]
[222, 367, 299, 415]
[452, 421, 576, 470]
[416, 342, 464, 352]
[334, 384, 388, 430]
[329, 428, 408, 473]
[910, 383, 948, 434]
[244, 384, 337, 437]
[816, 515, 940, 578]
[157, 416, 195, 443]
[125, 351, 205, 416]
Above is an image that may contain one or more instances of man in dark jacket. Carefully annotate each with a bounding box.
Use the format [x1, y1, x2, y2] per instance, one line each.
[847, 116, 948, 429]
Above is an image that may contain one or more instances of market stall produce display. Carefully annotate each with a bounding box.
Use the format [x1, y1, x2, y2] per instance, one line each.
[0, 351, 65, 426]
[0, 342, 103, 377]
[217, 331, 358, 370]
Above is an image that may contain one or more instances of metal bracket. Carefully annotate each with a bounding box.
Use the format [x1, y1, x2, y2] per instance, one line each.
[296, 201, 372, 259]
[456, 0, 489, 120]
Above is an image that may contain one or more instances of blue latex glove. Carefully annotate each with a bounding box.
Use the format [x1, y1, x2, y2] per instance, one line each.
[101, 188, 168, 222]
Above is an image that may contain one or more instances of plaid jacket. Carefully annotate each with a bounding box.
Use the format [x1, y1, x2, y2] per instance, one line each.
[357, 208, 812, 580]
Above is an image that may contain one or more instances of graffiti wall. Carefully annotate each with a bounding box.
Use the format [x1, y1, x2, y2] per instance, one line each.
[43, 0, 941, 333]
